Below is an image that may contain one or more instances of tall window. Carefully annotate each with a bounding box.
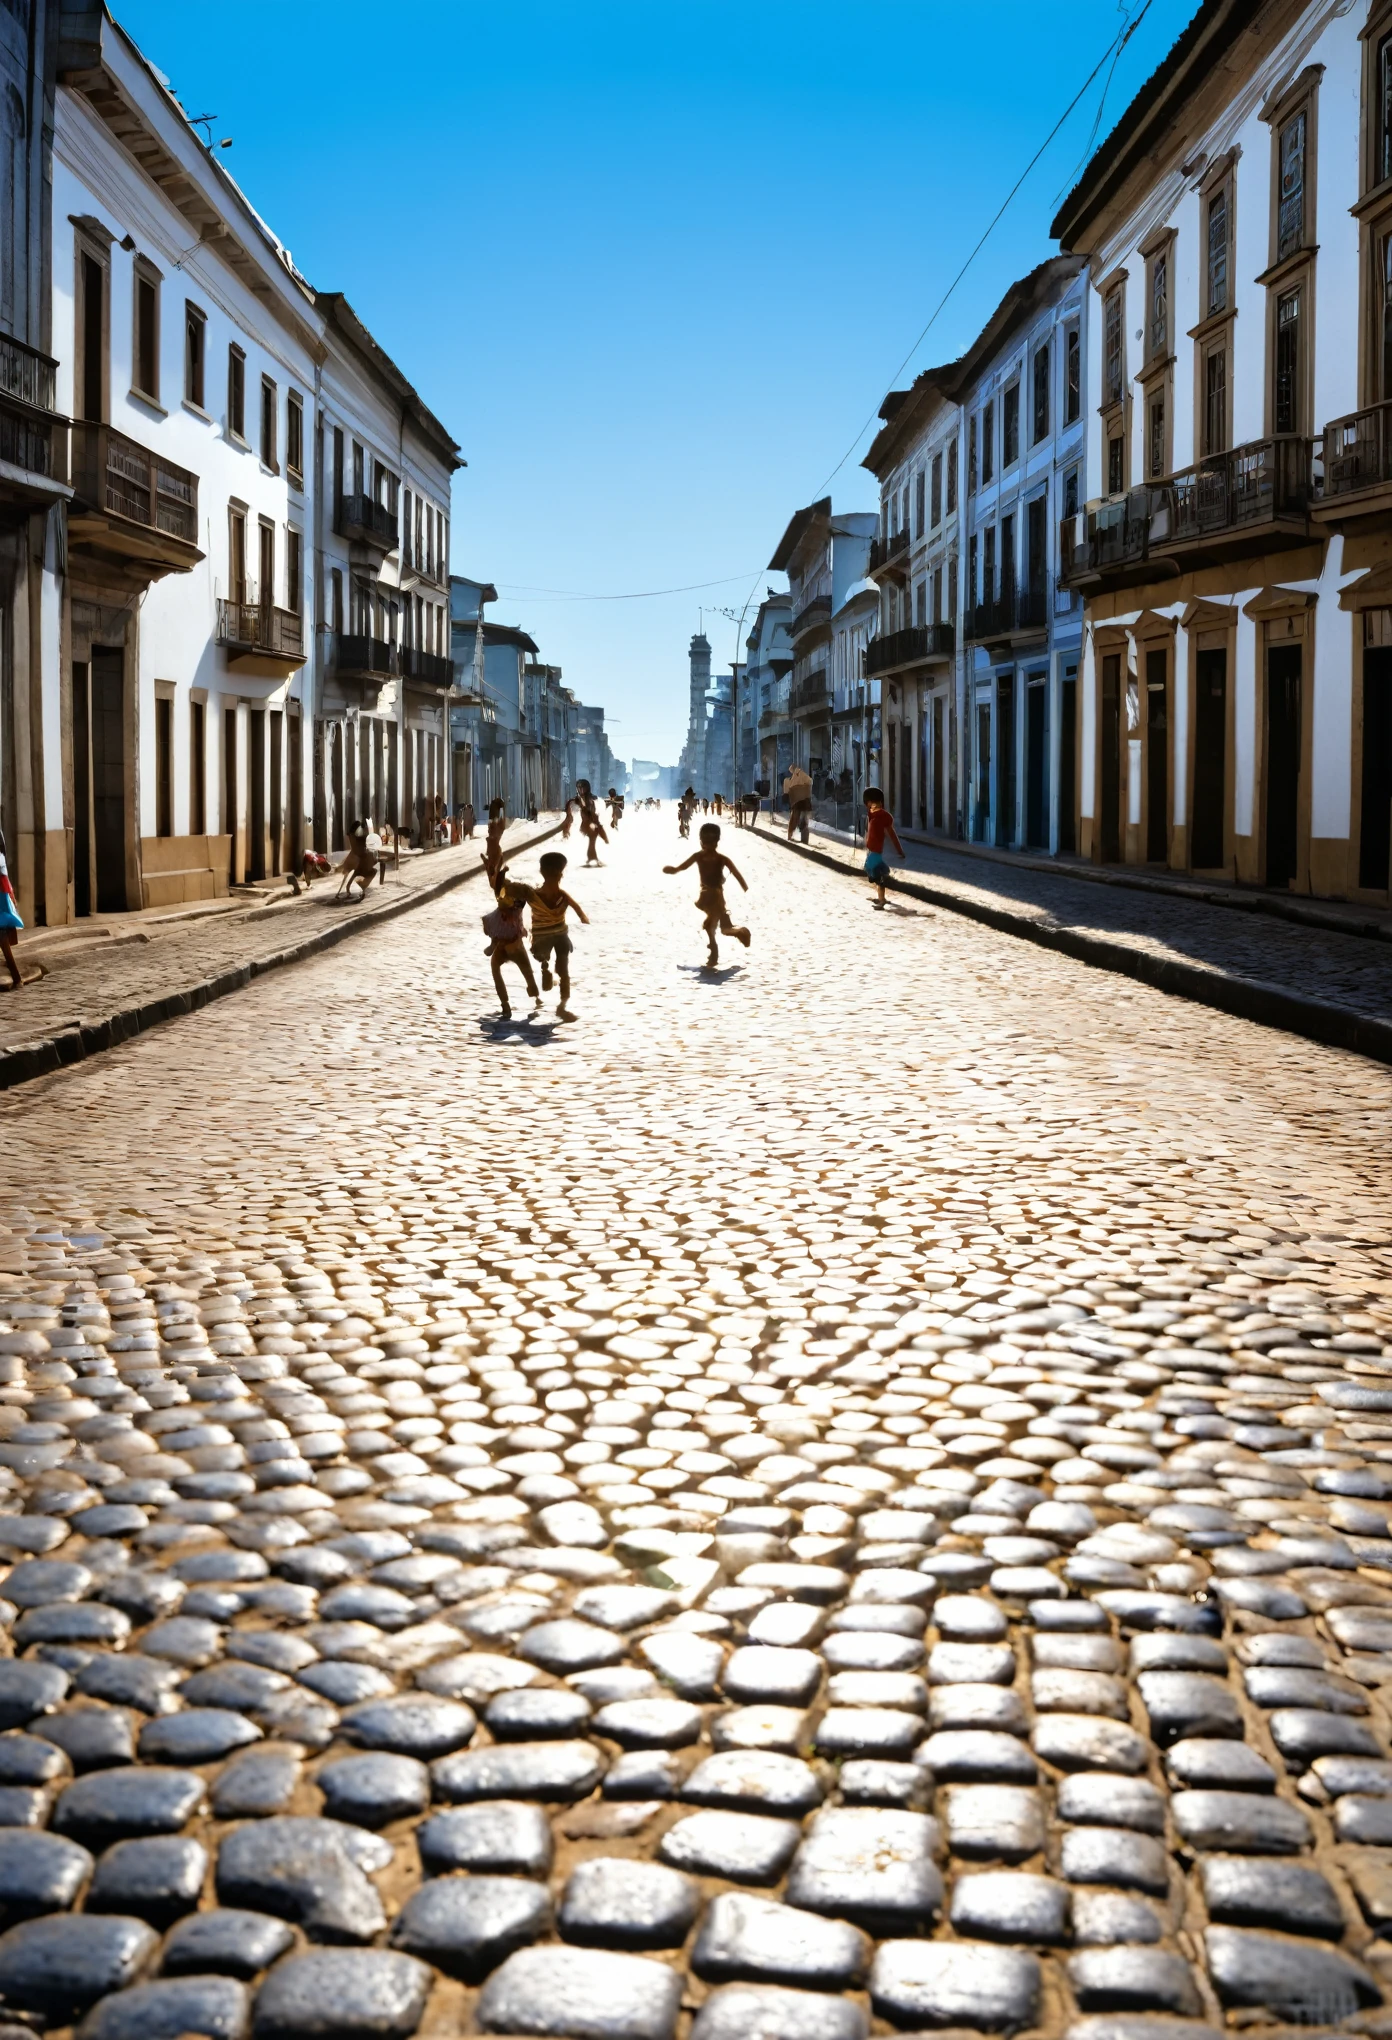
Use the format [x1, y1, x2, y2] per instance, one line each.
[190, 699, 206, 836]
[331, 567, 344, 633]
[1274, 286, 1302, 434]
[1002, 384, 1019, 468]
[946, 437, 958, 513]
[1278, 110, 1306, 261]
[1108, 433, 1125, 496]
[133, 264, 159, 402]
[1063, 465, 1080, 520]
[1206, 187, 1229, 315]
[982, 400, 995, 484]
[184, 302, 205, 407]
[287, 529, 302, 614]
[1032, 343, 1049, 443]
[260, 376, 277, 469]
[1149, 250, 1168, 357]
[968, 415, 978, 493]
[983, 524, 996, 603]
[1065, 327, 1081, 423]
[968, 533, 978, 606]
[930, 452, 942, 527]
[947, 556, 958, 621]
[229, 507, 247, 603]
[1204, 346, 1228, 456]
[155, 696, 173, 838]
[1148, 393, 1165, 479]
[287, 391, 303, 483]
[1379, 31, 1392, 187]
[228, 345, 245, 439]
[352, 441, 364, 494]
[915, 468, 925, 538]
[933, 565, 943, 624]
[1382, 233, 1392, 400]
[1104, 287, 1124, 405]
[1001, 513, 1015, 594]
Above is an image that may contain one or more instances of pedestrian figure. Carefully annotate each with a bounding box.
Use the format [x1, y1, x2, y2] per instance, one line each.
[482, 799, 507, 881]
[576, 780, 608, 865]
[482, 876, 541, 1019]
[0, 826, 24, 989]
[461, 802, 477, 840]
[712, 792, 724, 817]
[665, 822, 751, 968]
[529, 850, 589, 1021]
[334, 820, 378, 901]
[562, 796, 575, 838]
[783, 763, 813, 842]
[863, 785, 905, 909]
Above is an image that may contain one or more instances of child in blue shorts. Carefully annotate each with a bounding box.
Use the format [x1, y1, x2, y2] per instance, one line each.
[863, 786, 904, 909]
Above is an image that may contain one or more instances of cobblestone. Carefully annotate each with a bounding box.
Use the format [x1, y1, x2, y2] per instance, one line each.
[0, 813, 1385, 2034]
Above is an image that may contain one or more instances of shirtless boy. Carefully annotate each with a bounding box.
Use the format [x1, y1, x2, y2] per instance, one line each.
[665, 822, 751, 967]
[529, 851, 590, 1020]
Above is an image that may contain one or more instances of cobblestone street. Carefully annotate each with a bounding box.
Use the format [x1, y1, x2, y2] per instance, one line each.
[0, 812, 1387, 2039]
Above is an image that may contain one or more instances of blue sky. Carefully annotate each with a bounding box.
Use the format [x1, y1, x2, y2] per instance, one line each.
[117, 0, 1199, 766]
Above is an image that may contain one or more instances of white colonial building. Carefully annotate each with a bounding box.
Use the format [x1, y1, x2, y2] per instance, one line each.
[1054, 0, 1389, 901]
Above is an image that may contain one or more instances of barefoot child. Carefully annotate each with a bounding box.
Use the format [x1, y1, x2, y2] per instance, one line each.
[665, 822, 751, 967]
[482, 799, 507, 881]
[482, 876, 541, 1018]
[863, 785, 904, 909]
[0, 827, 23, 990]
[575, 780, 608, 866]
[529, 851, 589, 1019]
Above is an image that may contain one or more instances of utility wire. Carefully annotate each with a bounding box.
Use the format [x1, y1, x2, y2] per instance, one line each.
[493, 570, 763, 603]
[812, 0, 1154, 497]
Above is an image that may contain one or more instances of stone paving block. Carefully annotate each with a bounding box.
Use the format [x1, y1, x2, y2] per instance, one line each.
[870, 1938, 1042, 2031]
[558, 1856, 699, 1949]
[251, 1948, 431, 2040]
[76, 1973, 249, 2040]
[389, 1873, 552, 1978]
[691, 1891, 871, 1989]
[1203, 1924, 1382, 2020]
[658, 1810, 801, 1883]
[688, 1983, 868, 2040]
[785, 1806, 942, 1926]
[477, 1945, 684, 2039]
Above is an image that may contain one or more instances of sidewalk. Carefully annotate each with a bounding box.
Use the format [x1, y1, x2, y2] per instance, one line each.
[749, 816, 1392, 1066]
[0, 817, 561, 1091]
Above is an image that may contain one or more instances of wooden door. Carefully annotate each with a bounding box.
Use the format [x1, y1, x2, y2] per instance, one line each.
[1265, 643, 1302, 889]
[1100, 654, 1121, 862]
[90, 648, 125, 912]
[1192, 646, 1226, 869]
[1145, 647, 1168, 864]
[1360, 646, 1392, 891]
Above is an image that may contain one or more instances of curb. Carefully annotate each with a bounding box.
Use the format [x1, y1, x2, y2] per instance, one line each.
[0, 822, 564, 1094]
[752, 826, 1392, 1069]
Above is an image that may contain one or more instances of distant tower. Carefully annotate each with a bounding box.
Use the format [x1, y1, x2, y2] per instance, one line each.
[679, 632, 711, 788]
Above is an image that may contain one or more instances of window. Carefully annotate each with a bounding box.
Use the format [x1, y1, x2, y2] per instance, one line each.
[1149, 249, 1168, 358]
[1063, 465, 1080, 520]
[1206, 187, 1229, 316]
[1065, 327, 1081, 423]
[352, 441, 364, 494]
[330, 567, 344, 634]
[1382, 232, 1392, 400]
[1104, 288, 1124, 405]
[228, 507, 247, 603]
[914, 581, 925, 627]
[1278, 110, 1306, 261]
[983, 525, 996, 602]
[968, 534, 978, 606]
[258, 518, 275, 608]
[1204, 345, 1228, 455]
[1000, 512, 1015, 594]
[933, 565, 943, 624]
[1002, 384, 1019, 468]
[286, 391, 303, 483]
[982, 400, 995, 484]
[190, 699, 205, 836]
[1032, 343, 1049, 443]
[184, 302, 205, 407]
[1379, 29, 1392, 188]
[915, 469, 925, 539]
[946, 437, 958, 513]
[287, 529, 302, 615]
[1107, 433, 1125, 496]
[1275, 286, 1302, 435]
[1148, 392, 1166, 479]
[228, 345, 245, 439]
[260, 376, 277, 469]
[155, 695, 173, 838]
[133, 263, 159, 402]
[967, 415, 978, 494]
[930, 452, 942, 528]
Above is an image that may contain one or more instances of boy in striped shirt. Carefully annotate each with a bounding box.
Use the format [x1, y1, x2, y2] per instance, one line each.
[529, 852, 589, 1020]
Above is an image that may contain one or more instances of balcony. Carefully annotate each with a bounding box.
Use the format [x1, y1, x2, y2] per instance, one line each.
[790, 592, 832, 641]
[865, 624, 955, 677]
[401, 545, 444, 589]
[328, 634, 398, 693]
[869, 526, 910, 578]
[216, 591, 306, 676]
[0, 335, 66, 500]
[1061, 435, 1315, 591]
[335, 492, 399, 552]
[789, 671, 831, 719]
[69, 421, 201, 579]
[1317, 401, 1392, 523]
[964, 586, 1049, 644]
[400, 645, 455, 690]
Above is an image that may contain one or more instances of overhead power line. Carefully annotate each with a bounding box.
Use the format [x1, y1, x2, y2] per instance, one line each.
[494, 570, 764, 604]
[812, 0, 1154, 497]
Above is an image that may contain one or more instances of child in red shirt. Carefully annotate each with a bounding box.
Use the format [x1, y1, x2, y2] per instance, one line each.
[863, 786, 904, 909]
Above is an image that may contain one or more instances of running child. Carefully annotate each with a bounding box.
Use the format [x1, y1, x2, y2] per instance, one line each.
[863, 785, 904, 909]
[482, 874, 541, 1018]
[529, 851, 590, 1020]
[664, 822, 751, 967]
[575, 780, 608, 865]
[482, 799, 508, 881]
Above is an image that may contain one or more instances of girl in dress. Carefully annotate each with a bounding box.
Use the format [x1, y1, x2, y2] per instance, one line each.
[0, 827, 23, 989]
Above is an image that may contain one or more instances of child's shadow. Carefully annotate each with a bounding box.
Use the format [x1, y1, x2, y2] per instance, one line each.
[477, 1017, 560, 1045]
[680, 964, 742, 984]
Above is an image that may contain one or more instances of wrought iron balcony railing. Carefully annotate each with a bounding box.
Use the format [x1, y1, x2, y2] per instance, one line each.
[335, 491, 399, 548]
[865, 623, 955, 676]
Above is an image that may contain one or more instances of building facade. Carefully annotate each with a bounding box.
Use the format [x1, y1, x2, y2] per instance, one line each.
[768, 498, 877, 795]
[1054, 0, 1386, 900]
[743, 591, 792, 795]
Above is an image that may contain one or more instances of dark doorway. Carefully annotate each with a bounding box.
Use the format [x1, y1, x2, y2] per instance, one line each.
[1026, 497, 1048, 615]
[997, 673, 1015, 847]
[1266, 642, 1302, 889]
[1360, 646, 1392, 890]
[1192, 646, 1227, 868]
[975, 698, 991, 841]
[269, 710, 283, 877]
[917, 715, 928, 831]
[1145, 647, 1168, 863]
[1059, 666, 1077, 854]
[932, 696, 944, 829]
[248, 709, 266, 881]
[224, 707, 239, 882]
[1026, 679, 1047, 847]
[886, 723, 897, 819]
[288, 711, 303, 869]
[90, 647, 125, 912]
[154, 695, 173, 839]
[331, 723, 345, 851]
[73, 662, 92, 917]
[1100, 653, 1121, 861]
[901, 715, 913, 826]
